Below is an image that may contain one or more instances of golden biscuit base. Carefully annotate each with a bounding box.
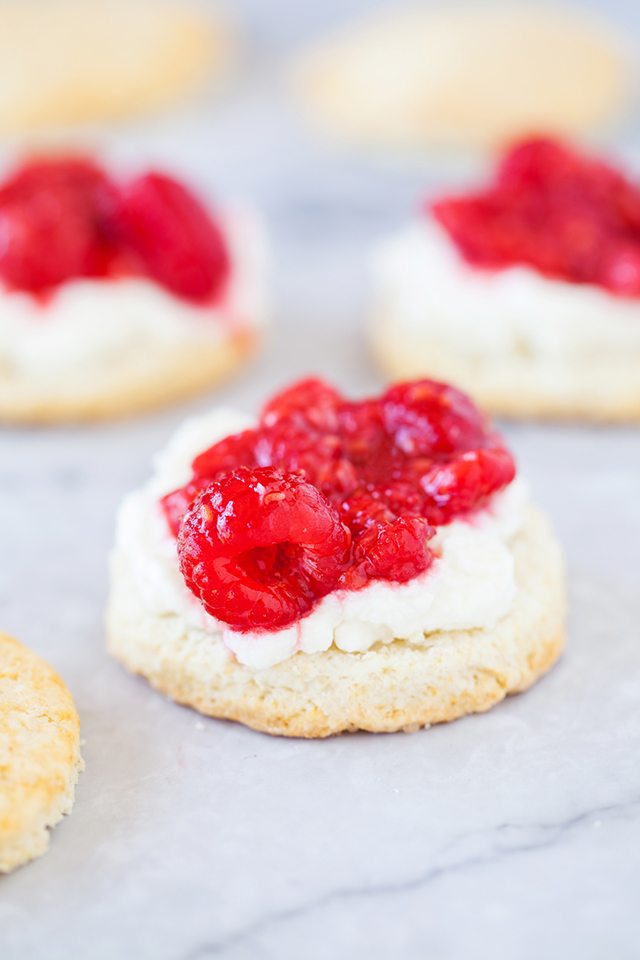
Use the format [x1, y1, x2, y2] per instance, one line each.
[107, 507, 565, 738]
[0, 331, 256, 424]
[295, 5, 627, 149]
[371, 320, 640, 422]
[0, 634, 82, 873]
[0, 0, 232, 132]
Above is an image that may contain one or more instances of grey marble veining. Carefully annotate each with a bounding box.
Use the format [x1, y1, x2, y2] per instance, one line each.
[1, 2, 640, 958]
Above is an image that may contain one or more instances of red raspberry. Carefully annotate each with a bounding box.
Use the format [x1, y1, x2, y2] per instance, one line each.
[340, 489, 396, 537]
[431, 137, 640, 297]
[341, 517, 434, 591]
[496, 138, 579, 191]
[419, 446, 516, 524]
[255, 424, 358, 498]
[161, 478, 214, 537]
[119, 172, 230, 303]
[170, 379, 517, 631]
[0, 155, 235, 302]
[261, 377, 344, 431]
[177, 467, 352, 631]
[381, 379, 485, 457]
[0, 156, 119, 224]
[191, 429, 258, 479]
[0, 156, 121, 293]
[599, 244, 640, 296]
[337, 400, 388, 466]
[370, 476, 427, 519]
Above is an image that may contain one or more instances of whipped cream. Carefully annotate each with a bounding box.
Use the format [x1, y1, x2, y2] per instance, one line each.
[374, 217, 640, 359]
[114, 407, 528, 670]
[0, 212, 267, 380]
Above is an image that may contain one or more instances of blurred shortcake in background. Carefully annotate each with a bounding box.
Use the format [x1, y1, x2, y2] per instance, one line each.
[0, 1, 260, 423]
[0, 154, 267, 422]
[0, 0, 233, 132]
[293, 3, 629, 150]
[371, 138, 640, 420]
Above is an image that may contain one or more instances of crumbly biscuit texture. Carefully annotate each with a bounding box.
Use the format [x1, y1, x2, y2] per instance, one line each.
[0, 330, 255, 424]
[0, 0, 231, 132]
[296, 5, 627, 148]
[371, 319, 640, 422]
[0, 634, 82, 873]
[108, 507, 565, 738]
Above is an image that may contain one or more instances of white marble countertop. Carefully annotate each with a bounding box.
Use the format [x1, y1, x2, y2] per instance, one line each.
[1, 2, 640, 957]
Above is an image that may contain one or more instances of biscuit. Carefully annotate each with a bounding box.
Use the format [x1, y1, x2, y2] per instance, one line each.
[0, 634, 82, 873]
[0, 329, 257, 424]
[371, 317, 640, 423]
[0, 0, 231, 132]
[295, 4, 628, 149]
[107, 506, 565, 738]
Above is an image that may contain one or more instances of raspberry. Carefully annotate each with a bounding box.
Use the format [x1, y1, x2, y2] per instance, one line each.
[0, 156, 119, 228]
[341, 517, 434, 591]
[496, 137, 580, 191]
[338, 400, 388, 466]
[169, 378, 517, 631]
[431, 137, 640, 297]
[420, 446, 516, 524]
[0, 156, 232, 302]
[164, 431, 260, 536]
[599, 244, 640, 296]
[177, 467, 352, 631]
[119, 172, 229, 303]
[161, 478, 214, 537]
[381, 379, 485, 457]
[255, 424, 358, 499]
[191, 429, 258, 479]
[0, 156, 121, 294]
[340, 489, 396, 537]
[370, 476, 427, 519]
[261, 377, 344, 431]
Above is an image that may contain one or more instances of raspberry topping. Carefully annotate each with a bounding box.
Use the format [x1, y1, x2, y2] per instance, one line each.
[119, 173, 230, 303]
[166, 377, 516, 633]
[177, 468, 352, 631]
[162, 477, 217, 538]
[382, 380, 485, 456]
[340, 517, 434, 591]
[432, 137, 640, 297]
[0, 158, 121, 293]
[0, 156, 230, 302]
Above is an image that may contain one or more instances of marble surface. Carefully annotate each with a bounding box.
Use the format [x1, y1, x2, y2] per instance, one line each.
[1, 2, 640, 957]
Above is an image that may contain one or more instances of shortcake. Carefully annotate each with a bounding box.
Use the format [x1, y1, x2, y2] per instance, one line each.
[0, 633, 82, 873]
[107, 377, 565, 738]
[372, 138, 640, 420]
[0, 155, 267, 422]
[294, 4, 627, 150]
[0, 0, 231, 132]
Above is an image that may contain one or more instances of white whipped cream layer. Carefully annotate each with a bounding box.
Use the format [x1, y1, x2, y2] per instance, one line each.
[374, 217, 640, 358]
[114, 407, 528, 670]
[0, 211, 267, 380]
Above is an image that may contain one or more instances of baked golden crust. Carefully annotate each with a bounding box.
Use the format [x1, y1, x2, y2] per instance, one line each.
[107, 507, 566, 738]
[0, 0, 232, 132]
[371, 320, 640, 423]
[295, 5, 627, 149]
[0, 634, 82, 873]
[0, 331, 256, 424]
